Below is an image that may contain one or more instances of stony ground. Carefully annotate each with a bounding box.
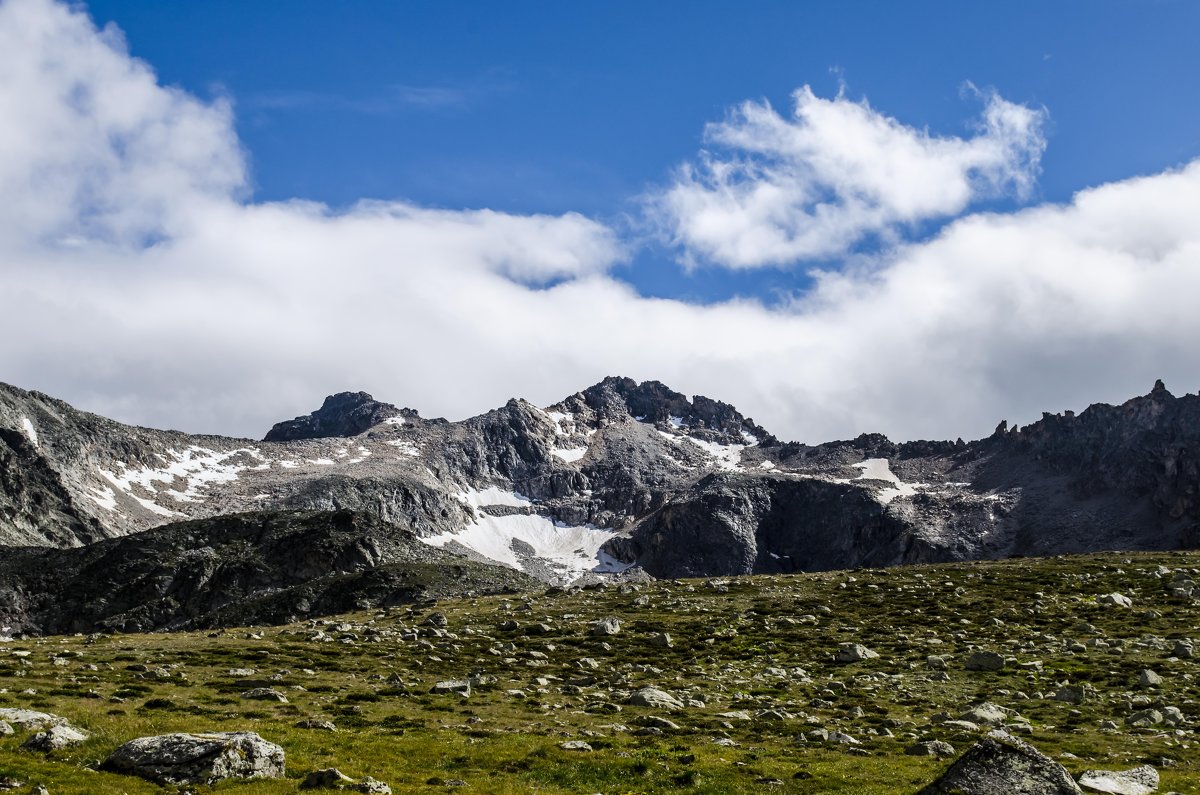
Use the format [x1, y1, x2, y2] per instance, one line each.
[0, 550, 1198, 794]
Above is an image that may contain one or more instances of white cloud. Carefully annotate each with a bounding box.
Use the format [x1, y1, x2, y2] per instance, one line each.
[1, 0, 1198, 447]
[649, 85, 1047, 268]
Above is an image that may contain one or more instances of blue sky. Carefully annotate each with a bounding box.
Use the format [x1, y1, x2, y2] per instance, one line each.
[83, 0, 1200, 303]
[3, 0, 1200, 443]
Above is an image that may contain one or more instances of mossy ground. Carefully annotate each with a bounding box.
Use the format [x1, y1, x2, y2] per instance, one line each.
[1, 551, 1198, 793]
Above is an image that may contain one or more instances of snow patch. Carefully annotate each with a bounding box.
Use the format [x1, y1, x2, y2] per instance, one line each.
[309, 458, 335, 466]
[98, 446, 260, 506]
[20, 417, 38, 447]
[87, 486, 118, 512]
[740, 429, 760, 445]
[668, 415, 687, 429]
[552, 446, 588, 463]
[758, 460, 776, 470]
[424, 513, 630, 583]
[849, 458, 925, 505]
[382, 417, 406, 426]
[682, 437, 745, 471]
[453, 487, 533, 509]
[386, 440, 421, 457]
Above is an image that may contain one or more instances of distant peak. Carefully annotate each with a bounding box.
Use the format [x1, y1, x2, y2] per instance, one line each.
[264, 391, 417, 442]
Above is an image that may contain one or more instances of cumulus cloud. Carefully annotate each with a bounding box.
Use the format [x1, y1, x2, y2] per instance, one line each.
[649, 84, 1047, 268]
[1, 0, 1198, 446]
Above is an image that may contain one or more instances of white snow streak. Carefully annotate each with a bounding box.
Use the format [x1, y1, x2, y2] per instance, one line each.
[552, 446, 588, 463]
[850, 458, 924, 504]
[98, 446, 261, 511]
[20, 417, 38, 447]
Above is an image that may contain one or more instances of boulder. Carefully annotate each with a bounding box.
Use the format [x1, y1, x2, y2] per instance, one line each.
[431, 680, 471, 697]
[101, 731, 285, 785]
[21, 724, 89, 751]
[589, 617, 621, 636]
[0, 709, 67, 731]
[626, 687, 683, 710]
[301, 768, 355, 789]
[835, 643, 879, 663]
[907, 740, 957, 758]
[965, 651, 1006, 672]
[1077, 765, 1159, 795]
[917, 730, 1082, 794]
[1097, 593, 1133, 608]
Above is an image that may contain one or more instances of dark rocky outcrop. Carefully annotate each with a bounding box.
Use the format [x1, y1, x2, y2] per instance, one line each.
[264, 392, 415, 442]
[102, 732, 285, 785]
[0, 510, 533, 634]
[918, 730, 1082, 794]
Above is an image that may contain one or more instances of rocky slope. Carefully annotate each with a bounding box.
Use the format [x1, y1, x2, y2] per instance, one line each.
[1, 376, 1197, 594]
[0, 509, 533, 635]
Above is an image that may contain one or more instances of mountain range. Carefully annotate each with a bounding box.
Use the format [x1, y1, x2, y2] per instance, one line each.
[1, 376, 1197, 634]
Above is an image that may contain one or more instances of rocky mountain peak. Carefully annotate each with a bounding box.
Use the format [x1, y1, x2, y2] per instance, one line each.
[562, 376, 770, 442]
[263, 391, 418, 442]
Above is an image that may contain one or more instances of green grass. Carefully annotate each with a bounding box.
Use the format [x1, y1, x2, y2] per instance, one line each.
[1, 550, 1198, 793]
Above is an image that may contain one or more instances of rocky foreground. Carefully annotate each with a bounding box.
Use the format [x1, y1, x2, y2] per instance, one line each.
[0, 551, 1197, 793]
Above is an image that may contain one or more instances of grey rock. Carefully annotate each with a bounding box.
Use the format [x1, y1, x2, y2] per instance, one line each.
[241, 687, 288, 703]
[907, 740, 957, 757]
[626, 687, 683, 710]
[918, 730, 1082, 794]
[431, 680, 471, 697]
[965, 651, 1006, 672]
[101, 731, 285, 785]
[1137, 669, 1163, 689]
[301, 768, 355, 789]
[959, 703, 1013, 727]
[21, 725, 88, 751]
[647, 632, 672, 648]
[559, 740, 593, 751]
[589, 617, 621, 636]
[1096, 593, 1133, 608]
[835, 643, 879, 663]
[0, 722, 11, 736]
[0, 709, 68, 731]
[296, 719, 337, 731]
[1077, 765, 1159, 795]
[1125, 709, 1163, 728]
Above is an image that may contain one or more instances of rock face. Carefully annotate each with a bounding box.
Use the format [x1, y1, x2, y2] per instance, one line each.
[264, 392, 414, 443]
[101, 731, 285, 785]
[3, 376, 1200, 609]
[918, 730, 1082, 794]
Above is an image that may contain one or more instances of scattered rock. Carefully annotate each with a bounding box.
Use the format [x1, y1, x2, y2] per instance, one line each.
[965, 651, 1006, 672]
[1137, 669, 1163, 689]
[101, 731, 286, 785]
[0, 709, 67, 731]
[835, 643, 879, 663]
[559, 740, 593, 751]
[296, 719, 337, 731]
[917, 730, 1082, 794]
[907, 740, 957, 758]
[626, 687, 683, 710]
[1097, 593, 1133, 608]
[1077, 764, 1159, 795]
[301, 768, 355, 789]
[648, 632, 673, 647]
[589, 617, 621, 636]
[21, 725, 89, 752]
[240, 687, 288, 703]
[431, 680, 471, 697]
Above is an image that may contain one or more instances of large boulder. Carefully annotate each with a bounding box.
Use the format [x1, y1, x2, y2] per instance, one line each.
[101, 731, 285, 785]
[918, 730, 1082, 794]
[21, 724, 88, 751]
[1077, 765, 1159, 795]
[0, 709, 68, 731]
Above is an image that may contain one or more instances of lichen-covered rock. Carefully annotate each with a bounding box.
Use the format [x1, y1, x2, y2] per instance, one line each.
[0, 709, 68, 732]
[1077, 764, 1159, 795]
[101, 731, 285, 785]
[626, 687, 683, 710]
[918, 730, 1082, 794]
[20, 724, 88, 751]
